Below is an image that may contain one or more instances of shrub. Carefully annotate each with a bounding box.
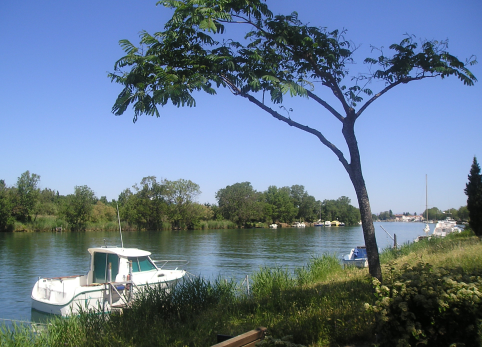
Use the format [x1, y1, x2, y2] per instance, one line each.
[367, 262, 482, 347]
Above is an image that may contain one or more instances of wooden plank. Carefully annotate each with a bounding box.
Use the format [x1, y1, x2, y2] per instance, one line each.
[211, 327, 267, 347]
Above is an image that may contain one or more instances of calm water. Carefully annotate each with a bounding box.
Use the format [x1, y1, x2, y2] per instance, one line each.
[0, 222, 429, 323]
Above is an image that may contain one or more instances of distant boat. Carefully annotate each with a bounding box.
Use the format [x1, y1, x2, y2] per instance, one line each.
[423, 175, 430, 234]
[324, 221, 331, 227]
[314, 203, 323, 226]
[331, 220, 340, 227]
[432, 217, 461, 237]
[292, 221, 306, 228]
[342, 246, 368, 268]
[269, 223, 278, 229]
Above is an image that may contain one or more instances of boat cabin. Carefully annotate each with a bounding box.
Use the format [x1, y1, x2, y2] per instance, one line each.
[87, 247, 157, 284]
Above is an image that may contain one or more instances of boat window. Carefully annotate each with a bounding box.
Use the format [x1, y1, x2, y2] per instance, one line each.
[127, 256, 156, 272]
[356, 248, 367, 258]
[93, 252, 119, 283]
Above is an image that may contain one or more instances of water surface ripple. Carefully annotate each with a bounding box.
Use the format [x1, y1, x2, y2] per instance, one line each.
[0, 222, 428, 322]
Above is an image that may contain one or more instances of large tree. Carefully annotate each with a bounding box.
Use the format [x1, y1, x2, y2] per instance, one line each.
[264, 185, 297, 223]
[134, 176, 169, 230]
[109, 0, 477, 280]
[15, 171, 40, 222]
[0, 180, 15, 231]
[61, 185, 96, 231]
[216, 182, 261, 226]
[164, 178, 201, 229]
[464, 157, 482, 237]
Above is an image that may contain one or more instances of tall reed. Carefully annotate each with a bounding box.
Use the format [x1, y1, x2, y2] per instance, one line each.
[200, 220, 238, 230]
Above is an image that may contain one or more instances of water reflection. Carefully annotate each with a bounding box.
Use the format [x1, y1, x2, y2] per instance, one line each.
[0, 222, 428, 323]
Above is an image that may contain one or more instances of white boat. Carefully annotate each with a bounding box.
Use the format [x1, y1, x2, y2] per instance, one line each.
[432, 217, 461, 237]
[292, 221, 306, 228]
[324, 221, 331, 227]
[423, 224, 430, 233]
[31, 246, 187, 316]
[342, 246, 368, 268]
[269, 223, 278, 229]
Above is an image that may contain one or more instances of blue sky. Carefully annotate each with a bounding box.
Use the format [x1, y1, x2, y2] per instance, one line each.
[1, 0, 481, 215]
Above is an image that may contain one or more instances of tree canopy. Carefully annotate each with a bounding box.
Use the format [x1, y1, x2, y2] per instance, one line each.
[15, 171, 40, 222]
[110, 0, 477, 280]
[216, 181, 261, 226]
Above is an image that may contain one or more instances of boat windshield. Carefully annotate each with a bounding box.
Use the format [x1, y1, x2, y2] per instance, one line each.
[354, 248, 367, 258]
[128, 256, 157, 272]
[93, 252, 120, 283]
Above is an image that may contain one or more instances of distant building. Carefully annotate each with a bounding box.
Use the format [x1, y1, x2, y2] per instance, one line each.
[394, 214, 423, 222]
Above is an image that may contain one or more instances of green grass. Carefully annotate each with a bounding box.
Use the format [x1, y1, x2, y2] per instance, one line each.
[11, 216, 65, 232]
[12, 218, 239, 232]
[3, 232, 482, 346]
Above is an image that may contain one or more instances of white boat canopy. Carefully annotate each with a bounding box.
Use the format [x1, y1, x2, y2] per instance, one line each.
[87, 247, 151, 257]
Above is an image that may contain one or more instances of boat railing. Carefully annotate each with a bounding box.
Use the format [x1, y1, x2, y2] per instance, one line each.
[104, 280, 139, 308]
[152, 259, 189, 270]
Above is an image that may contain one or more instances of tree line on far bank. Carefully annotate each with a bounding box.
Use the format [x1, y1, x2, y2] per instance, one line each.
[0, 171, 361, 232]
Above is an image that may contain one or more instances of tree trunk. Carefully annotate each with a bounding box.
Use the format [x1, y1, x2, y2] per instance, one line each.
[343, 117, 382, 281]
[352, 175, 381, 280]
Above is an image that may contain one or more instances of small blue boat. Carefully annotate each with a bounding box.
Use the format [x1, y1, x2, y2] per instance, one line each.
[342, 246, 368, 268]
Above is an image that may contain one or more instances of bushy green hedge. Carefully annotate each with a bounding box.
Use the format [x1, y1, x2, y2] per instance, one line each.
[367, 262, 482, 347]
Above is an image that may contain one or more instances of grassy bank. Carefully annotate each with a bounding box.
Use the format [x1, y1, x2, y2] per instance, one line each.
[2, 231, 481, 346]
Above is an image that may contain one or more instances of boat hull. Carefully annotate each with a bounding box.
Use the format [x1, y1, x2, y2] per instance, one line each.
[31, 273, 184, 316]
[31, 290, 104, 316]
[342, 258, 368, 268]
[342, 246, 368, 268]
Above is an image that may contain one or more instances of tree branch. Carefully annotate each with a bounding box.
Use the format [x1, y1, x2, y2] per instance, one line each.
[221, 76, 350, 170]
[222, 13, 352, 120]
[306, 90, 344, 122]
[304, 54, 353, 116]
[355, 75, 435, 119]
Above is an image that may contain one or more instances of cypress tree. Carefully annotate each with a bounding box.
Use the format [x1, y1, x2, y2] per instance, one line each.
[464, 157, 482, 237]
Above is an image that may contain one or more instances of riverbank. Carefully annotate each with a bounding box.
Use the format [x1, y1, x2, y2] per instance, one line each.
[2, 229, 481, 346]
[8, 215, 432, 232]
[7, 216, 238, 232]
[9, 218, 368, 232]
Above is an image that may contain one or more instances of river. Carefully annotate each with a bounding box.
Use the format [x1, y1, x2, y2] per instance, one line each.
[0, 222, 429, 323]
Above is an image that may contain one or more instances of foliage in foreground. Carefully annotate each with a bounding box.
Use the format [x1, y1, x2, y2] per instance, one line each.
[72, 254, 372, 346]
[3, 254, 374, 346]
[368, 262, 482, 347]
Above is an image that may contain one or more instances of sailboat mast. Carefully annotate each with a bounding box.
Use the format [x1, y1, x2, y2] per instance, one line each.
[117, 203, 124, 248]
[426, 174, 428, 222]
